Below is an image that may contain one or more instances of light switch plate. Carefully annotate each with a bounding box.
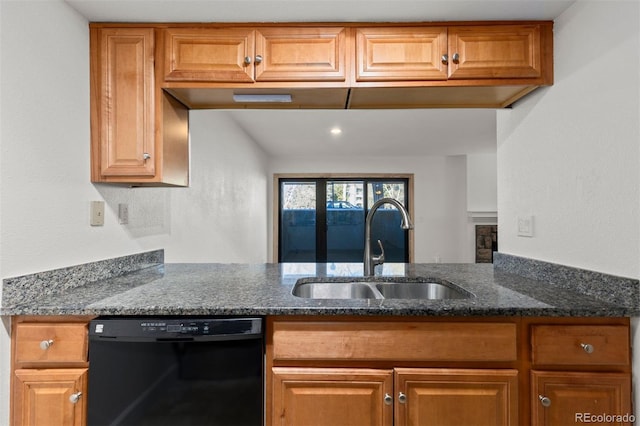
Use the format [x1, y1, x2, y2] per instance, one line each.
[517, 215, 534, 237]
[118, 203, 129, 225]
[90, 201, 105, 226]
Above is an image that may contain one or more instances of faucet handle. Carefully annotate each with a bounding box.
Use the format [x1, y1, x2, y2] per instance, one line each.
[373, 239, 385, 266]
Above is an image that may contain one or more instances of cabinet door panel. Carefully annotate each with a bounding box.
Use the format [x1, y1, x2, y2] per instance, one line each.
[272, 367, 393, 426]
[98, 28, 155, 177]
[395, 368, 518, 426]
[13, 368, 87, 426]
[164, 28, 255, 82]
[532, 371, 632, 426]
[447, 25, 542, 79]
[356, 27, 448, 81]
[255, 27, 347, 82]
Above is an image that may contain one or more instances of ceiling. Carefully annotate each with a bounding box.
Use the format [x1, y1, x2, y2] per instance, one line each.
[65, 0, 574, 158]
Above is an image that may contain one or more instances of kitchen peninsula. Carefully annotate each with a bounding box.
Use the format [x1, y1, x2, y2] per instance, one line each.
[2, 250, 638, 425]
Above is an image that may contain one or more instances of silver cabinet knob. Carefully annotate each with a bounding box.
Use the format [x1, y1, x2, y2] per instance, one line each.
[384, 393, 392, 405]
[539, 395, 551, 407]
[244, 56, 252, 65]
[143, 153, 151, 160]
[69, 392, 82, 404]
[581, 343, 594, 354]
[398, 392, 407, 404]
[39, 340, 54, 350]
[452, 53, 460, 64]
[255, 55, 263, 65]
[441, 54, 448, 65]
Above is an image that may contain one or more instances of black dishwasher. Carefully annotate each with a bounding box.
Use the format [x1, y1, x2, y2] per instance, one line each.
[87, 317, 263, 426]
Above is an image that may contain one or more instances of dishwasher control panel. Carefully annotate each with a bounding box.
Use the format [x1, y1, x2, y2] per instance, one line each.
[90, 317, 263, 341]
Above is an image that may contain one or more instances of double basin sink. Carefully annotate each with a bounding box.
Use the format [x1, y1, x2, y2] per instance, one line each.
[292, 278, 472, 300]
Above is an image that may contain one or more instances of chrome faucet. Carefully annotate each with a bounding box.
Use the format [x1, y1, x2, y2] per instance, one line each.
[364, 198, 414, 276]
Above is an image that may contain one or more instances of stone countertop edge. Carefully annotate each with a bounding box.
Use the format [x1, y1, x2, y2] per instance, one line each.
[1, 250, 638, 317]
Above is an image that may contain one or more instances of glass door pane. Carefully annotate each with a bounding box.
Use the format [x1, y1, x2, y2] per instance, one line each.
[280, 182, 316, 262]
[326, 181, 365, 262]
[367, 181, 408, 262]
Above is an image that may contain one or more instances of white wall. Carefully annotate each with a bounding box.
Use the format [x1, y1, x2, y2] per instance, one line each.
[497, 0, 640, 415]
[467, 153, 497, 214]
[96, 111, 269, 264]
[0, 3, 269, 424]
[269, 154, 471, 263]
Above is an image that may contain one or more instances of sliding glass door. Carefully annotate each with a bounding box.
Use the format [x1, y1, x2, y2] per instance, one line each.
[279, 178, 409, 263]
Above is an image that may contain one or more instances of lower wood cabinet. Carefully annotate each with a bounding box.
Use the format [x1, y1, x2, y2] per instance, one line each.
[531, 371, 632, 426]
[396, 368, 518, 426]
[11, 316, 91, 426]
[267, 317, 632, 426]
[272, 367, 518, 426]
[272, 367, 393, 426]
[13, 368, 87, 426]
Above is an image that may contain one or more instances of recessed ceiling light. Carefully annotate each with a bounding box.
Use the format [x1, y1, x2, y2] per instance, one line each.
[330, 127, 342, 135]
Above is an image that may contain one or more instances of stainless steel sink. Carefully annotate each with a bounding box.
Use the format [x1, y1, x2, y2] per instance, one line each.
[292, 279, 472, 300]
[375, 282, 469, 299]
[292, 282, 379, 299]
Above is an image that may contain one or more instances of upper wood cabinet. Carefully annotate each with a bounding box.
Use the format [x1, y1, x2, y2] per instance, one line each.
[90, 26, 189, 186]
[164, 26, 348, 83]
[355, 23, 549, 83]
[355, 27, 448, 82]
[447, 25, 543, 80]
[92, 28, 156, 178]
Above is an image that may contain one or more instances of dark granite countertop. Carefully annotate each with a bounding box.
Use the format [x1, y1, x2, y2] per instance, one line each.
[2, 258, 638, 317]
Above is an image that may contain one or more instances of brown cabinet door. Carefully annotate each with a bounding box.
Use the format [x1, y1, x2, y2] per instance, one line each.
[532, 371, 632, 426]
[13, 368, 87, 426]
[271, 367, 393, 426]
[447, 25, 542, 79]
[95, 28, 155, 178]
[355, 27, 448, 82]
[255, 27, 347, 82]
[395, 368, 519, 426]
[164, 28, 256, 82]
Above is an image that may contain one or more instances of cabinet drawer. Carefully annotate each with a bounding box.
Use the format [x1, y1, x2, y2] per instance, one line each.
[531, 325, 629, 367]
[14, 323, 88, 365]
[272, 321, 517, 362]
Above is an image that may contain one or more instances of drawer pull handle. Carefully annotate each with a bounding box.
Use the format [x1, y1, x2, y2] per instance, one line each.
[398, 392, 407, 404]
[539, 395, 551, 407]
[581, 343, 595, 354]
[384, 393, 393, 405]
[39, 339, 54, 350]
[69, 392, 82, 404]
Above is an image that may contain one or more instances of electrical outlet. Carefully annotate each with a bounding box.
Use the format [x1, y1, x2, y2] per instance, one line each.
[90, 201, 105, 226]
[118, 203, 129, 225]
[517, 215, 534, 237]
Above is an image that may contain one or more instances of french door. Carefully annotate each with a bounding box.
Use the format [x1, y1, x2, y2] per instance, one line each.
[278, 177, 410, 263]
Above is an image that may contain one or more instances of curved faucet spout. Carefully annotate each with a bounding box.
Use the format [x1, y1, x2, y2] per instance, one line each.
[364, 198, 413, 276]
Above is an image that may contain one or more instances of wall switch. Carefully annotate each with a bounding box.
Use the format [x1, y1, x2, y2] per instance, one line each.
[517, 215, 534, 237]
[118, 203, 129, 225]
[90, 201, 105, 226]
